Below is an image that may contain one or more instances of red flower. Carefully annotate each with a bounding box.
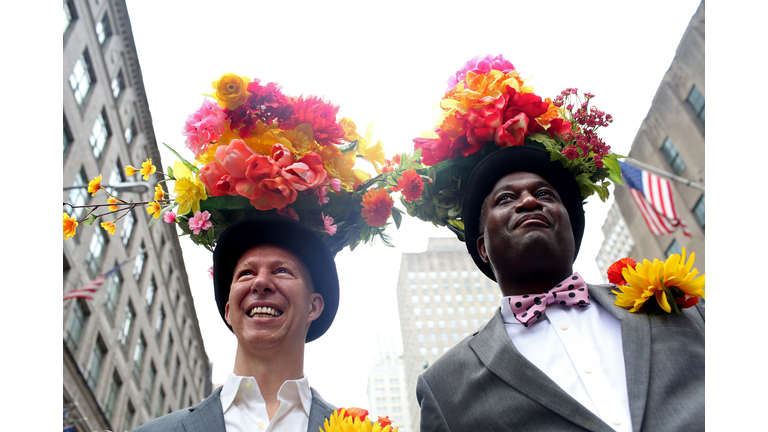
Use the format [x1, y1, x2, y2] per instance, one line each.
[391, 170, 424, 202]
[377, 416, 393, 427]
[281, 95, 345, 146]
[249, 177, 298, 210]
[414, 131, 452, 166]
[607, 258, 637, 285]
[244, 154, 279, 184]
[199, 161, 231, 196]
[503, 87, 550, 125]
[281, 152, 328, 191]
[343, 407, 369, 422]
[225, 80, 291, 136]
[361, 188, 394, 227]
[675, 296, 700, 309]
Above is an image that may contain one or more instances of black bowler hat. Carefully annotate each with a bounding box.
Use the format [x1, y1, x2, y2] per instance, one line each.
[462, 146, 585, 281]
[212, 214, 340, 342]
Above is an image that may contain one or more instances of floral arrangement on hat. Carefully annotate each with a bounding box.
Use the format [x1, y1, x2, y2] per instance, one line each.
[321, 407, 398, 432]
[63, 73, 423, 256]
[608, 248, 705, 315]
[403, 54, 623, 239]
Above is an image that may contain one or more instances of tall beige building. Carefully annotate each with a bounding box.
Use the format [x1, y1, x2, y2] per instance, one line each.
[63, 0, 210, 430]
[396, 238, 501, 431]
[366, 335, 414, 432]
[597, 1, 705, 277]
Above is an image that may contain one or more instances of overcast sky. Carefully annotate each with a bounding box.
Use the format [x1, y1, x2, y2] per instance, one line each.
[118, 0, 708, 411]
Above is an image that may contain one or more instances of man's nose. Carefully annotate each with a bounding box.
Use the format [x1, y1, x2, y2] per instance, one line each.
[515, 191, 542, 211]
[250, 271, 275, 294]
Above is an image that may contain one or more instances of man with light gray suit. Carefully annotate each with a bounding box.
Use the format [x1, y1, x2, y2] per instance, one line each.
[133, 215, 339, 432]
[416, 146, 705, 431]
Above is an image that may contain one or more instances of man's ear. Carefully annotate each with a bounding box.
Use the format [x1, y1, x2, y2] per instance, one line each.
[224, 302, 231, 326]
[477, 235, 489, 263]
[307, 293, 324, 323]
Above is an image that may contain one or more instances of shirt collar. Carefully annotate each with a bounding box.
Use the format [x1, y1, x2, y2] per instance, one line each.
[219, 372, 312, 416]
[499, 296, 523, 325]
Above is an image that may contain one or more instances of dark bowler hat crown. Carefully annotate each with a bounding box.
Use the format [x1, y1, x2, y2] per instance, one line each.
[462, 146, 586, 281]
[212, 214, 340, 342]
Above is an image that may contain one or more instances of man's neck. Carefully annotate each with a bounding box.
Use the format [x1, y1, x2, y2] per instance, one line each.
[496, 266, 575, 297]
[231, 343, 306, 409]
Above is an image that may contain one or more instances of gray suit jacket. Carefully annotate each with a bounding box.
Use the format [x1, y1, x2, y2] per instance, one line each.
[417, 283, 705, 432]
[132, 385, 335, 432]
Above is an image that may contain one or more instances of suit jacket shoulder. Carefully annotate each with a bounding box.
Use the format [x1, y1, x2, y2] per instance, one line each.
[308, 388, 336, 432]
[131, 386, 225, 432]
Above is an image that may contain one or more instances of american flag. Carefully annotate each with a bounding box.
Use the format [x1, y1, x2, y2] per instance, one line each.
[63, 248, 147, 301]
[619, 161, 691, 237]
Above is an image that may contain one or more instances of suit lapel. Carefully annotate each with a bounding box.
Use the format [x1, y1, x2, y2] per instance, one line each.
[469, 312, 613, 432]
[307, 388, 336, 432]
[181, 386, 227, 432]
[588, 284, 650, 432]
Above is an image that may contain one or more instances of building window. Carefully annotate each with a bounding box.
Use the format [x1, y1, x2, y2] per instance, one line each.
[660, 137, 686, 175]
[64, 114, 73, 154]
[425, 307, 432, 316]
[86, 336, 106, 390]
[120, 210, 134, 246]
[145, 362, 156, 404]
[411, 295, 419, 304]
[685, 84, 705, 123]
[172, 356, 181, 389]
[123, 400, 135, 431]
[155, 307, 165, 338]
[409, 284, 416, 291]
[419, 272, 426, 280]
[145, 277, 156, 314]
[413, 308, 421, 316]
[415, 320, 423, 330]
[693, 195, 705, 230]
[164, 334, 174, 368]
[419, 347, 427, 356]
[133, 244, 146, 282]
[180, 377, 187, 401]
[112, 70, 125, 99]
[119, 302, 135, 346]
[133, 333, 146, 380]
[64, 299, 89, 353]
[156, 387, 166, 418]
[89, 110, 111, 159]
[95, 13, 112, 45]
[124, 119, 135, 145]
[431, 347, 439, 355]
[452, 332, 460, 341]
[104, 371, 122, 422]
[427, 320, 435, 329]
[69, 50, 94, 106]
[104, 268, 122, 317]
[666, 239, 683, 258]
[86, 230, 106, 277]
[67, 170, 88, 220]
[63, 0, 77, 33]
[417, 334, 424, 342]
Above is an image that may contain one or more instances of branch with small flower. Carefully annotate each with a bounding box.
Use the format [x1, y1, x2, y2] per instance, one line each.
[64, 73, 418, 258]
[321, 407, 398, 432]
[403, 54, 625, 240]
[608, 248, 705, 315]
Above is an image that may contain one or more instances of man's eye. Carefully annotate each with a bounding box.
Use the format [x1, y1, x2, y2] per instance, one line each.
[275, 268, 293, 276]
[238, 270, 254, 278]
[496, 194, 514, 204]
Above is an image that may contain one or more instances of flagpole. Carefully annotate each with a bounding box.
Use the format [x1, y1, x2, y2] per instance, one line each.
[623, 157, 705, 192]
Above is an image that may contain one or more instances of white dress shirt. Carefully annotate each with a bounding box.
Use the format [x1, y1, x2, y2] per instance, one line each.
[220, 372, 313, 432]
[500, 293, 632, 432]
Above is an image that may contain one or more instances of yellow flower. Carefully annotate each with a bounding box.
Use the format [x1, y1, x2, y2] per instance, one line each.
[100, 221, 116, 235]
[172, 161, 208, 216]
[211, 73, 251, 110]
[63, 213, 78, 239]
[281, 123, 318, 157]
[339, 117, 361, 142]
[140, 158, 157, 180]
[154, 183, 165, 202]
[146, 201, 162, 219]
[125, 165, 137, 176]
[107, 196, 118, 211]
[87, 174, 102, 196]
[355, 122, 386, 174]
[613, 248, 705, 313]
[320, 408, 397, 432]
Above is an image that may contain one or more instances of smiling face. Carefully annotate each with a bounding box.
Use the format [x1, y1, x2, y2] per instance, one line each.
[224, 244, 324, 351]
[477, 171, 575, 287]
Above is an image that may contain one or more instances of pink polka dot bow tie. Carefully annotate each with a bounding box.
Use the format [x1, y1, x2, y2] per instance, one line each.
[507, 272, 590, 327]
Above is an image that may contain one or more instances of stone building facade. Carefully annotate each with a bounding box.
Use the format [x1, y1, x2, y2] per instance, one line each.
[63, 0, 210, 430]
[366, 335, 414, 432]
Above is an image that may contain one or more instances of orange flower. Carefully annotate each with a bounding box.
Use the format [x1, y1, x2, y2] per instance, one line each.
[100, 221, 116, 235]
[140, 158, 157, 180]
[87, 174, 102, 196]
[63, 213, 78, 239]
[391, 170, 424, 202]
[377, 416, 393, 427]
[146, 201, 162, 219]
[361, 188, 393, 227]
[342, 407, 369, 422]
[607, 258, 637, 285]
[107, 196, 118, 211]
[154, 184, 165, 202]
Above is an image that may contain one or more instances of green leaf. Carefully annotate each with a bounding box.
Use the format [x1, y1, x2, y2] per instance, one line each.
[163, 142, 198, 173]
[82, 214, 97, 226]
[391, 207, 403, 229]
[602, 156, 623, 186]
[148, 214, 158, 228]
[166, 165, 175, 180]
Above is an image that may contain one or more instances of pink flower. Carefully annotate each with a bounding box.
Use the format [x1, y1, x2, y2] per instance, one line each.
[281, 152, 328, 191]
[199, 162, 232, 196]
[330, 178, 341, 192]
[271, 144, 295, 169]
[322, 213, 337, 236]
[316, 186, 329, 205]
[446, 54, 515, 91]
[208, 266, 214, 280]
[163, 211, 177, 224]
[182, 98, 226, 157]
[188, 210, 213, 235]
[215, 139, 256, 179]
[276, 206, 299, 221]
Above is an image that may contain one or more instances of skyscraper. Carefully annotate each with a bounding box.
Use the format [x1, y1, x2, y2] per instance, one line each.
[395, 237, 501, 431]
[63, 1, 210, 430]
[367, 334, 413, 432]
